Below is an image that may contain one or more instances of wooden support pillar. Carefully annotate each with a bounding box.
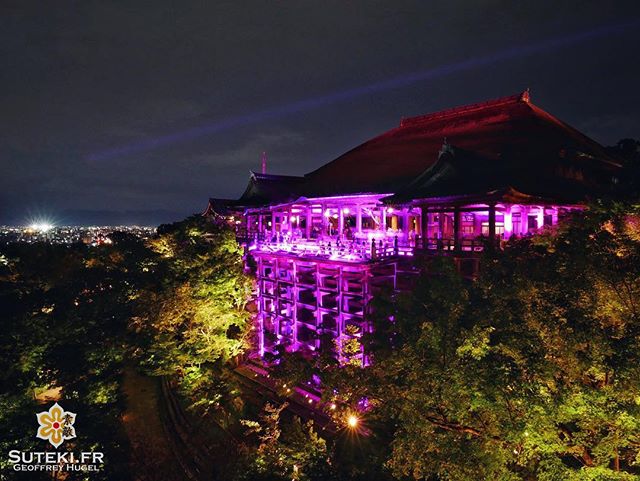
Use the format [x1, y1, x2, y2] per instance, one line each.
[305, 208, 312, 238]
[488, 204, 496, 247]
[380, 206, 387, 231]
[292, 260, 298, 348]
[420, 207, 428, 248]
[321, 203, 327, 236]
[438, 211, 445, 239]
[337, 266, 343, 361]
[453, 207, 461, 251]
[551, 206, 558, 226]
[356, 205, 362, 234]
[536, 205, 544, 230]
[338, 207, 345, 238]
[271, 211, 276, 235]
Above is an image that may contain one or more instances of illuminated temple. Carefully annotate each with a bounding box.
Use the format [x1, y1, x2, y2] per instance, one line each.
[205, 91, 621, 366]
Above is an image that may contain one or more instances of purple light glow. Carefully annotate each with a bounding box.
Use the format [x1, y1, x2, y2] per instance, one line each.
[251, 198, 579, 365]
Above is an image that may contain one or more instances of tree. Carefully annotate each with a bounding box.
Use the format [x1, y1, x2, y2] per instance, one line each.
[0, 241, 140, 480]
[319, 202, 640, 480]
[235, 402, 337, 481]
[132, 216, 253, 415]
[0, 217, 253, 479]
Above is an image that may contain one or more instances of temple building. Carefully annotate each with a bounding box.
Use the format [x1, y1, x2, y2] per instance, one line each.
[204, 91, 622, 366]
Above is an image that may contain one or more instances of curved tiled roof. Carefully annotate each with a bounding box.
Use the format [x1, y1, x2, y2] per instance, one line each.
[210, 91, 621, 211]
[237, 171, 306, 206]
[303, 91, 619, 196]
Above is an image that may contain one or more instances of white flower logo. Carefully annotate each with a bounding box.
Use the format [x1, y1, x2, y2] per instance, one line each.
[36, 403, 76, 448]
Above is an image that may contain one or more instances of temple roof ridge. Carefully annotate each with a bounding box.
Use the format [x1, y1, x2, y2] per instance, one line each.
[249, 171, 305, 181]
[399, 90, 531, 128]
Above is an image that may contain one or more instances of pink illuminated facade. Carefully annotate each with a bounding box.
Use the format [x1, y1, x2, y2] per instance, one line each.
[204, 92, 621, 366]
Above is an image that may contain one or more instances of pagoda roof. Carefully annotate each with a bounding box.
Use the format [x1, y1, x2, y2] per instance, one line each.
[303, 91, 620, 197]
[208, 91, 622, 210]
[387, 142, 610, 206]
[203, 172, 306, 216]
[235, 171, 306, 207]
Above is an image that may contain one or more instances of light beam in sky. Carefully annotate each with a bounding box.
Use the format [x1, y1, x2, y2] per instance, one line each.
[88, 19, 640, 162]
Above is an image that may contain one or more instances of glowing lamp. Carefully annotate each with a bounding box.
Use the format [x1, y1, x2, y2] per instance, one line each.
[347, 414, 359, 429]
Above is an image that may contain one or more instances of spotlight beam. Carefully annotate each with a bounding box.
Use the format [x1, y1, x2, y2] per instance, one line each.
[88, 19, 640, 162]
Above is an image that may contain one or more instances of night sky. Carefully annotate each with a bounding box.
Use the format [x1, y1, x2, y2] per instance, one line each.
[2, 1, 640, 226]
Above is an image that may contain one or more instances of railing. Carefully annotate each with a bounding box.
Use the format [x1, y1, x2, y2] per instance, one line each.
[421, 237, 489, 252]
[246, 232, 413, 262]
[243, 232, 496, 262]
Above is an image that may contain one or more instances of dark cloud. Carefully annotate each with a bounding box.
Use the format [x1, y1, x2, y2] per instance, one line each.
[1, 1, 639, 225]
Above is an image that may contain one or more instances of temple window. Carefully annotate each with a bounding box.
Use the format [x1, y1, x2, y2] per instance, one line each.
[461, 213, 475, 235]
[482, 214, 504, 237]
[310, 215, 323, 238]
[344, 214, 356, 227]
[408, 215, 420, 234]
[512, 212, 521, 234]
[427, 213, 439, 238]
[481, 223, 505, 236]
[362, 216, 377, 230]
[386, 213, 404, 232]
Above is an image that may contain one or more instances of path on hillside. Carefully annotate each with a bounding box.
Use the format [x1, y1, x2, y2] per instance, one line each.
[121, 368, 192, 481]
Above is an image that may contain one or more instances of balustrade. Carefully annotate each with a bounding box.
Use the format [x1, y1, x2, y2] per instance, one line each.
[246, 231, 496, 262]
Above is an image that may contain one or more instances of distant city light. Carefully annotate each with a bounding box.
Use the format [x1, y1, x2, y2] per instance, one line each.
[29, 221, 54, 233]
[1, 225, 156, 245]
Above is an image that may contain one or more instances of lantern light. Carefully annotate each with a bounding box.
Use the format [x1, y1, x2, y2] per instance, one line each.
[347, 414, 359, 429]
